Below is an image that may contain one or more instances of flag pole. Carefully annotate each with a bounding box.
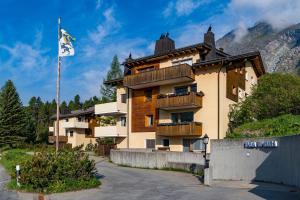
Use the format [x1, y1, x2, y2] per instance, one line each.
[56, 16, 61, 153]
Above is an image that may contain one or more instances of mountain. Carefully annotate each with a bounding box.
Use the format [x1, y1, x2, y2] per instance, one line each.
[216, 22, 300, 75]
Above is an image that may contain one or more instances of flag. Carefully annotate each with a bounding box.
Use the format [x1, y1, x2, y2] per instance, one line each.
[59, 29, 75, 57]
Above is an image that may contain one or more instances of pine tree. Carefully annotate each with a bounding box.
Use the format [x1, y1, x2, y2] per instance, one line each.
[73, 94, 82, 110]
[60, 101, 70, 114]
[0, 80, 27, 146]
[100, 55, 123, 102]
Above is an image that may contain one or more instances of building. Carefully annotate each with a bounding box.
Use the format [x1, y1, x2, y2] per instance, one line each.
[49, 107, 98, 148]
[49, 27, 265, 151]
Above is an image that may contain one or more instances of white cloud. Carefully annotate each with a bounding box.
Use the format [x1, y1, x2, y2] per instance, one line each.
[163, 0, 208, 17]
[233, 22, 248, 43]
[88, 7, 120, 44]
[163, 2, 174, 18]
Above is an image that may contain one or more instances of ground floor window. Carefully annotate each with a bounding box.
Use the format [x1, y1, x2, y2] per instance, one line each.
[183, 138, 204, 152]
[162, 139, 170, 147]
[70, 130, 74, 137]
[146, 139, 155, 149]
[65, 129, 69, 136]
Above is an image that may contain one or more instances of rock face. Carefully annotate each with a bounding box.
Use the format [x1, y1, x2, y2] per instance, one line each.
[216, 22, 300, 75]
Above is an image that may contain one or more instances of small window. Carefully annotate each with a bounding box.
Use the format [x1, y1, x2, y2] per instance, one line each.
[70, 130, 74, 137]
[121, 94, 126, 103]
[85, 129, 92, 137]
[190, 84, 197, 93]
[65, 129, 69, 136]
[162, 139, 170, 147]
[232, 85, 237, 95]
[146, 139, 155, 149]
[65, 119, 69, 122]
[174, 86, 188, 95]
[145, 115, 154, 127]
[145, 89, 152, 101]
[121, 117, 126, 127]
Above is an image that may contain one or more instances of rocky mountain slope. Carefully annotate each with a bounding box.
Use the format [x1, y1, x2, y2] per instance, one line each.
[216, 22, 300, 75]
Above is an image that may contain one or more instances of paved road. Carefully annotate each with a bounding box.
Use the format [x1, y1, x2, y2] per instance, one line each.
[1, 158, 299, 200]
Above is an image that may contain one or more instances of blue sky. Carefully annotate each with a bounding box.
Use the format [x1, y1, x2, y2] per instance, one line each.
[0, 0, 299, 104]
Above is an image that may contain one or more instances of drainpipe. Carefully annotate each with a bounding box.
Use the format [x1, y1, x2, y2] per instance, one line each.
[126, 87, 130, 148]
[217, 60, 226, 140]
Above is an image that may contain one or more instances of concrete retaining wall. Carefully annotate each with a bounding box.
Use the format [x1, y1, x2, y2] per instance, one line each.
[110, 150, 205, 172]
[210, 135, 300, 187]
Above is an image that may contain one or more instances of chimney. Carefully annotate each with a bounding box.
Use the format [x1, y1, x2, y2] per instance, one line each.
[204, 25, 216, 59]
[154, 33, 175, 55]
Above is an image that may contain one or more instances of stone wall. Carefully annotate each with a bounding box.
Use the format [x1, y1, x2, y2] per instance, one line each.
[110, 150, 205, 173]
[210, 135, 300, 187]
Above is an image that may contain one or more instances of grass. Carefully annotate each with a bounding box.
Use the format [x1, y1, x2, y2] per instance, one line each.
[227, 114, 300, 138]
[0, 148, 101, 194]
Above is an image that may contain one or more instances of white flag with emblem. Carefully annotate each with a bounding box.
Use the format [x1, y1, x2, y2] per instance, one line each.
[59, 29, 75, 57]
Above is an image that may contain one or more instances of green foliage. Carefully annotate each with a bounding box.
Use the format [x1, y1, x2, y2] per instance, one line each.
[1, 148, 100, 193]
[85, 143, 96, 151]
[0, 80, 27, 147]
[98, 116, 116, 126]
[228, 73, 300, 132]
[227, 114, 300, 138]
[100, 55, 123, 102]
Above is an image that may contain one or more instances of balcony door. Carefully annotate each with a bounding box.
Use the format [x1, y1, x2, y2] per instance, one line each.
[171, 112, 194, 123]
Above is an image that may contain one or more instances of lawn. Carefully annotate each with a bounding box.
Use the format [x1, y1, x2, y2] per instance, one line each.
[0, 148, 101, 193]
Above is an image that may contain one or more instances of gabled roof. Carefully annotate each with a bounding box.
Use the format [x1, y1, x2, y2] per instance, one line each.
[50, 106, 94, 120]
[123, 43, 229, 67]
[192, 51, 265, 77]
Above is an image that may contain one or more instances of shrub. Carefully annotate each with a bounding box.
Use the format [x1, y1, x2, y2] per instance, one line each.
[18, 149, 99, 193]
[227, 114, 300, 138]
[228, 73, 300, 131]
[85, 143, 96, 151]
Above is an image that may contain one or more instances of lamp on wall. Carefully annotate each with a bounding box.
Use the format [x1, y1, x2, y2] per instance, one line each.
[203, 134, 209, 168]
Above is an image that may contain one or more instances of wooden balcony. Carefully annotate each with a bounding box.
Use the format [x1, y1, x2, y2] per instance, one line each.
[156, 122, 202, 137]
[156, 92, 203, 110]
[123, 64, 194, 89]
[48, 136, 68, 143]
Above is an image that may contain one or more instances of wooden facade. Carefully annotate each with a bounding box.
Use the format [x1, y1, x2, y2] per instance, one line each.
[156, 122, 202, 137]
[226, 65, 246, 102]
[124, 64, 195, 89]
[131, 87, 158, 132]
[156, 92, 203, 110]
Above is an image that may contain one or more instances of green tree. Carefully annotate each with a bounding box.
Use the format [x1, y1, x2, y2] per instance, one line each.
[100, 55, 123, 102]
[60, 101, 70, 114]
[0, 80, 27, 146]
[74, 94, 82, 110]
[228, 73, 300, 132]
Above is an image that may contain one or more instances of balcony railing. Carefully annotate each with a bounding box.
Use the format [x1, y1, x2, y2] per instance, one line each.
[95, 102, 126, 116]
[94, 126, 127, 137]
[61, 121, 89, 129]
[156, 122, 202, 137]
[156, 92, 203, 110]
[48, 136, 68, 143]
[123, 64, 194, 89]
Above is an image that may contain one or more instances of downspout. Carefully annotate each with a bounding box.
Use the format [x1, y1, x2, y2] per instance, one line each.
[217, 60, 226, 140]
[126, 87, 130, 148]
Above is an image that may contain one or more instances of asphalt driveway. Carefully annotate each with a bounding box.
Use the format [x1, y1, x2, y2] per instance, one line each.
[0, 158, 299, 200]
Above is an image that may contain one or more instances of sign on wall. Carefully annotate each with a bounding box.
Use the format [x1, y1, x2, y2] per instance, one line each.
[244, 140, 279, 149]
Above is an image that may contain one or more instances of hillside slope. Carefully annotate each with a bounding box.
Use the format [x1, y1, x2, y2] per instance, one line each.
[216, 22, 300, 75]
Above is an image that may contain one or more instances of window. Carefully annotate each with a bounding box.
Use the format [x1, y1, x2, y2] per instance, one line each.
[65, 119, 69, 122]
[172, 58, 193, 66]
[171, 112, 193, 123]
[162, 139, 170, 147]
[65, 129, 69, 136]
[121, 94, 127, 103]
[69, 130, 74, 137]
[146, 139, 155, 149]
[121, 117, 126, 127]
[138, 66, 155, 73]
[145, 89, 152, 101]
[183, 139, 204, 152]
[145, 115, 154, 127]
[174, 86, 188, 95]
[85, 129, 93, 137]
[78, 117, 84, 122]
[190, 84, 197, 93]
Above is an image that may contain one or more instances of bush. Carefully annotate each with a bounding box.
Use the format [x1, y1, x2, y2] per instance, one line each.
[85, 143, 96, 151]
[228, 73, 300, 131]
[16, 149, 99, 193]
[227, 114, 300, 138]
